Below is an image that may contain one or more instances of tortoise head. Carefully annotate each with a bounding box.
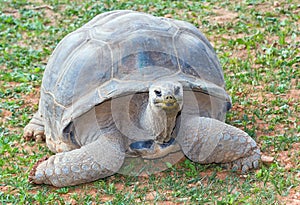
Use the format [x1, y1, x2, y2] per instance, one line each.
[127, 81, 183, 159]
[149, 81, 183, 115]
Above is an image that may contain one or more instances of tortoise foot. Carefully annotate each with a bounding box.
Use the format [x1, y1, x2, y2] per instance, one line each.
[24, 125, 45, 142]
[223, 147, 261, 173]
[24, 113, 45, 142]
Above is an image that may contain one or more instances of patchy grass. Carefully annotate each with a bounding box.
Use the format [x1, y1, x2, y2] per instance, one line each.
[1, 0, 299, 204]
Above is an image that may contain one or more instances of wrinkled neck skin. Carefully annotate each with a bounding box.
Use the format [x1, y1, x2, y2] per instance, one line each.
[140, 102, 179, 144]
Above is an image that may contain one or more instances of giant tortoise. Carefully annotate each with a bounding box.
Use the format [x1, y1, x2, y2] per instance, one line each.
[24, 10, 260, 187]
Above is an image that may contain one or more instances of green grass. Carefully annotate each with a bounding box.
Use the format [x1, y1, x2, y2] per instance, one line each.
[1, 0, 299, 204]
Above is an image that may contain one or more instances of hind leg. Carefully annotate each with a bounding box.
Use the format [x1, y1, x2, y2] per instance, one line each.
[24, 111, 79, 153]
[24, 111, 45, 142]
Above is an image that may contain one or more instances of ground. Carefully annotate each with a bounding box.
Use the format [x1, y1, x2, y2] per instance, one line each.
[0, 0, 299, 204]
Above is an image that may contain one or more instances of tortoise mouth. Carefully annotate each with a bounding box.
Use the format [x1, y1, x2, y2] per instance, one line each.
[153, 99, 181, 111]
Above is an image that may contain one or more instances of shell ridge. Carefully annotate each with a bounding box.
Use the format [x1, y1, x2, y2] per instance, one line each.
[106, 43, 114, 79]
[42, 85, 67, 109]
[167, 19, 182, 72]
[54, 31, 91, 88]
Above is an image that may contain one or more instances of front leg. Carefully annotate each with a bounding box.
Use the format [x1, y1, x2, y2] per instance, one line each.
[29, 133, 125, 187]
[176, 116, 260, 173]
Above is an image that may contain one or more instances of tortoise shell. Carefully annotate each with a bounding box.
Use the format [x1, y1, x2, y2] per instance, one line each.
[40, 10, 231, 141]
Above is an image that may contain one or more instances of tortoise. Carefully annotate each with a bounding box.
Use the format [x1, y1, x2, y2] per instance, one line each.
[24, 10, 261, 187]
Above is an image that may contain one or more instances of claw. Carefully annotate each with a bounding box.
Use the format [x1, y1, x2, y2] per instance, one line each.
[232, 164, 239, 172]
[23, 125, 45, 142]
[35, 134, 45, 142]
[24, 130, 34, 141]
[29, 156, 49, 184]
[253, 160, 259, 169]
[241, 164, 249, 173]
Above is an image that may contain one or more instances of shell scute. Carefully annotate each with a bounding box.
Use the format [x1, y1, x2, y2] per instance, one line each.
[39, 10, 231, 144]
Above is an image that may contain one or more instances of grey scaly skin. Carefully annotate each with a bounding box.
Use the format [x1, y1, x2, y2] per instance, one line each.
[25, 81, 260, 187]
[28, 133, 124, 187]
[176, 116, 260, 173]
[140, 81, 183, 144]
[26, 100, 126, 187]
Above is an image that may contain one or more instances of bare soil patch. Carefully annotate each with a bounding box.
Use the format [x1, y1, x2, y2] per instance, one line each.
[2, 1, 298, 203]
[211, 8, 238, 24]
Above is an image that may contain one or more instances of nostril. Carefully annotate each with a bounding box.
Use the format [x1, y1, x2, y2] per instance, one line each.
[165, 95, 173, 100]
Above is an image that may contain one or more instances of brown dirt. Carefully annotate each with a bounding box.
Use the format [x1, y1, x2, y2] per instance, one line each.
[2, 1, 299, 204]
[278, 184, 300, 205]
[23, 87, 40, 108]
[1, 82, 40, 129]
[211, 8, 238, 24]
[204, 4, 300, 203]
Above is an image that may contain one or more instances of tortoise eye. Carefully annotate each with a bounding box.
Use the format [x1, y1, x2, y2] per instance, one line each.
[174, 86, 181, 95]
[154, 90, 162, 97]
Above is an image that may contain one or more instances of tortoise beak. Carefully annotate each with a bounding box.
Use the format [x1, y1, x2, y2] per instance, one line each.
[154, 95, 180, 110]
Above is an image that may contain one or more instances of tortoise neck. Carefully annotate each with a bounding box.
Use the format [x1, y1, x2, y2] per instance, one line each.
[140, 102, 178, 143]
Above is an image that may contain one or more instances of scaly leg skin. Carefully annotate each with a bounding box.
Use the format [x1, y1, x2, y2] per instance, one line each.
[29, 133, 125, 187]
[24, 111, 45, 142]
[176, 116, 261, 173]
